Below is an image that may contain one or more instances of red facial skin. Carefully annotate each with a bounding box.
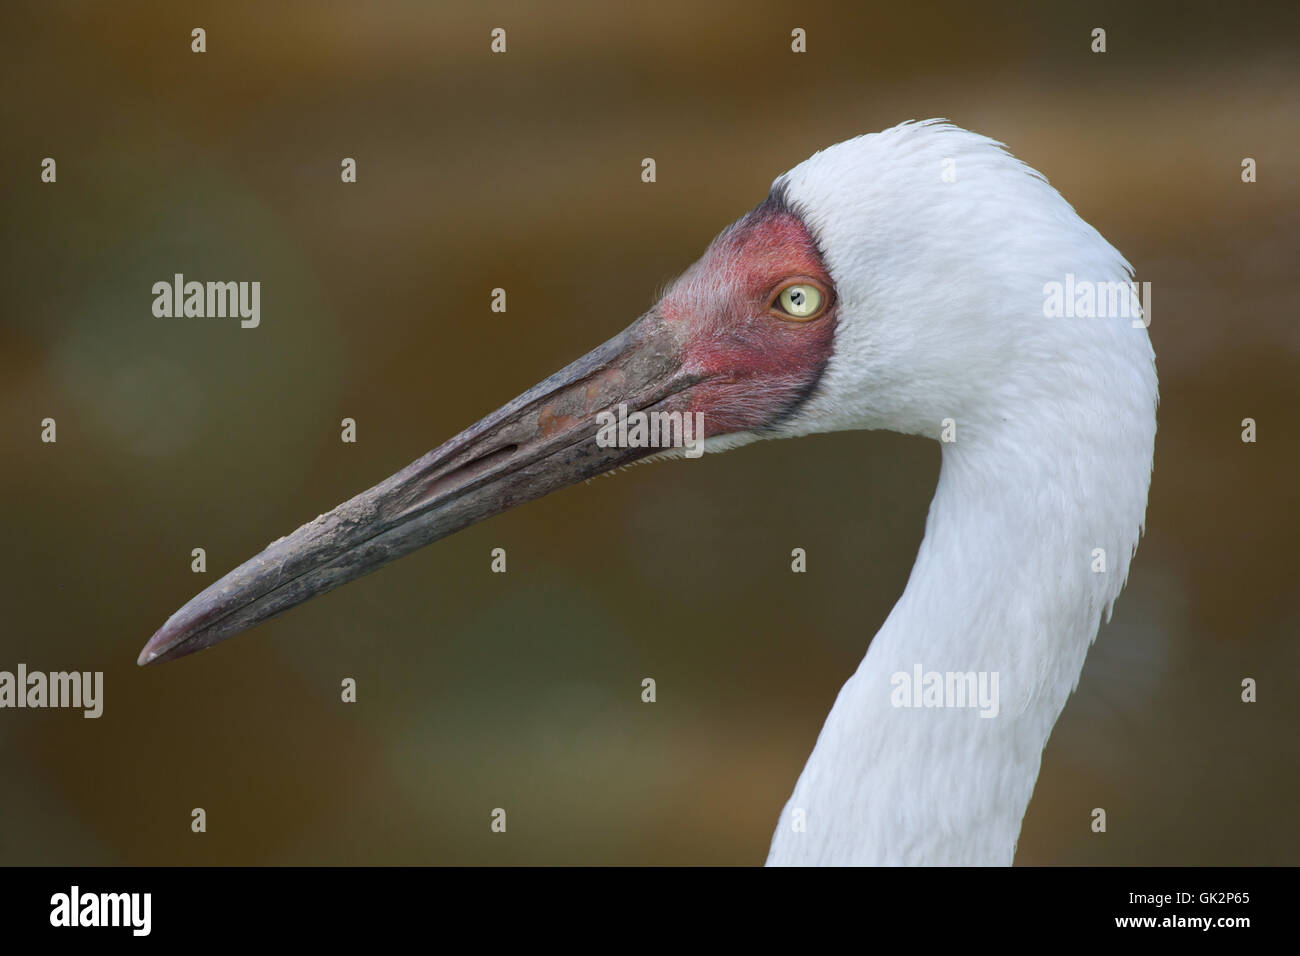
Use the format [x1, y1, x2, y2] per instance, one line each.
[658, 200, 838, 437]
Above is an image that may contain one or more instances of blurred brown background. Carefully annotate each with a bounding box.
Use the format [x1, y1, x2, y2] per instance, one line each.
[1, 0, 1297, 865]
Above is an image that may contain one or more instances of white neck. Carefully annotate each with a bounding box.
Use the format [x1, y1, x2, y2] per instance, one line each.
[759, 119, 1157, 864]
[767, 400, 1153, 865]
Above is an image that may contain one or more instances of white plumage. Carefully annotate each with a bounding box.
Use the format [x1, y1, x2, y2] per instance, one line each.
[759, 121, 1157, 864]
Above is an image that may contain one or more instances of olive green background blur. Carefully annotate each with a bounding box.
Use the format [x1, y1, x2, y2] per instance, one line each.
[1, 0, 1297, 864]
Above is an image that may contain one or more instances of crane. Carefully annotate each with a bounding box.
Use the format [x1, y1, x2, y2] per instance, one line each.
[139, 120, 1158, 865]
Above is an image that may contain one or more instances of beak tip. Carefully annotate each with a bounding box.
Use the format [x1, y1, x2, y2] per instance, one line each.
[137, 621, 190, 667]
[136, 634, 167, 667]
[139, 589, 227, 666]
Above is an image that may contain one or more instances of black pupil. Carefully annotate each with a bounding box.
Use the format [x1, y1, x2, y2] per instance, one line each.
[790, 290, 805, 307]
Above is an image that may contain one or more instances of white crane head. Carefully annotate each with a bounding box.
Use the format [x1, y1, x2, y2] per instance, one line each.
[139, 120, 1157, 865]
[696, 120, 1155, 452]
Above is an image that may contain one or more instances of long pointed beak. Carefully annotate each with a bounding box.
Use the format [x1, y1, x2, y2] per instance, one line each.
[139, 309, 696, 665]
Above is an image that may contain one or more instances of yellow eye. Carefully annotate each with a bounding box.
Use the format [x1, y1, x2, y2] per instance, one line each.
[775, 282, 824, 320]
